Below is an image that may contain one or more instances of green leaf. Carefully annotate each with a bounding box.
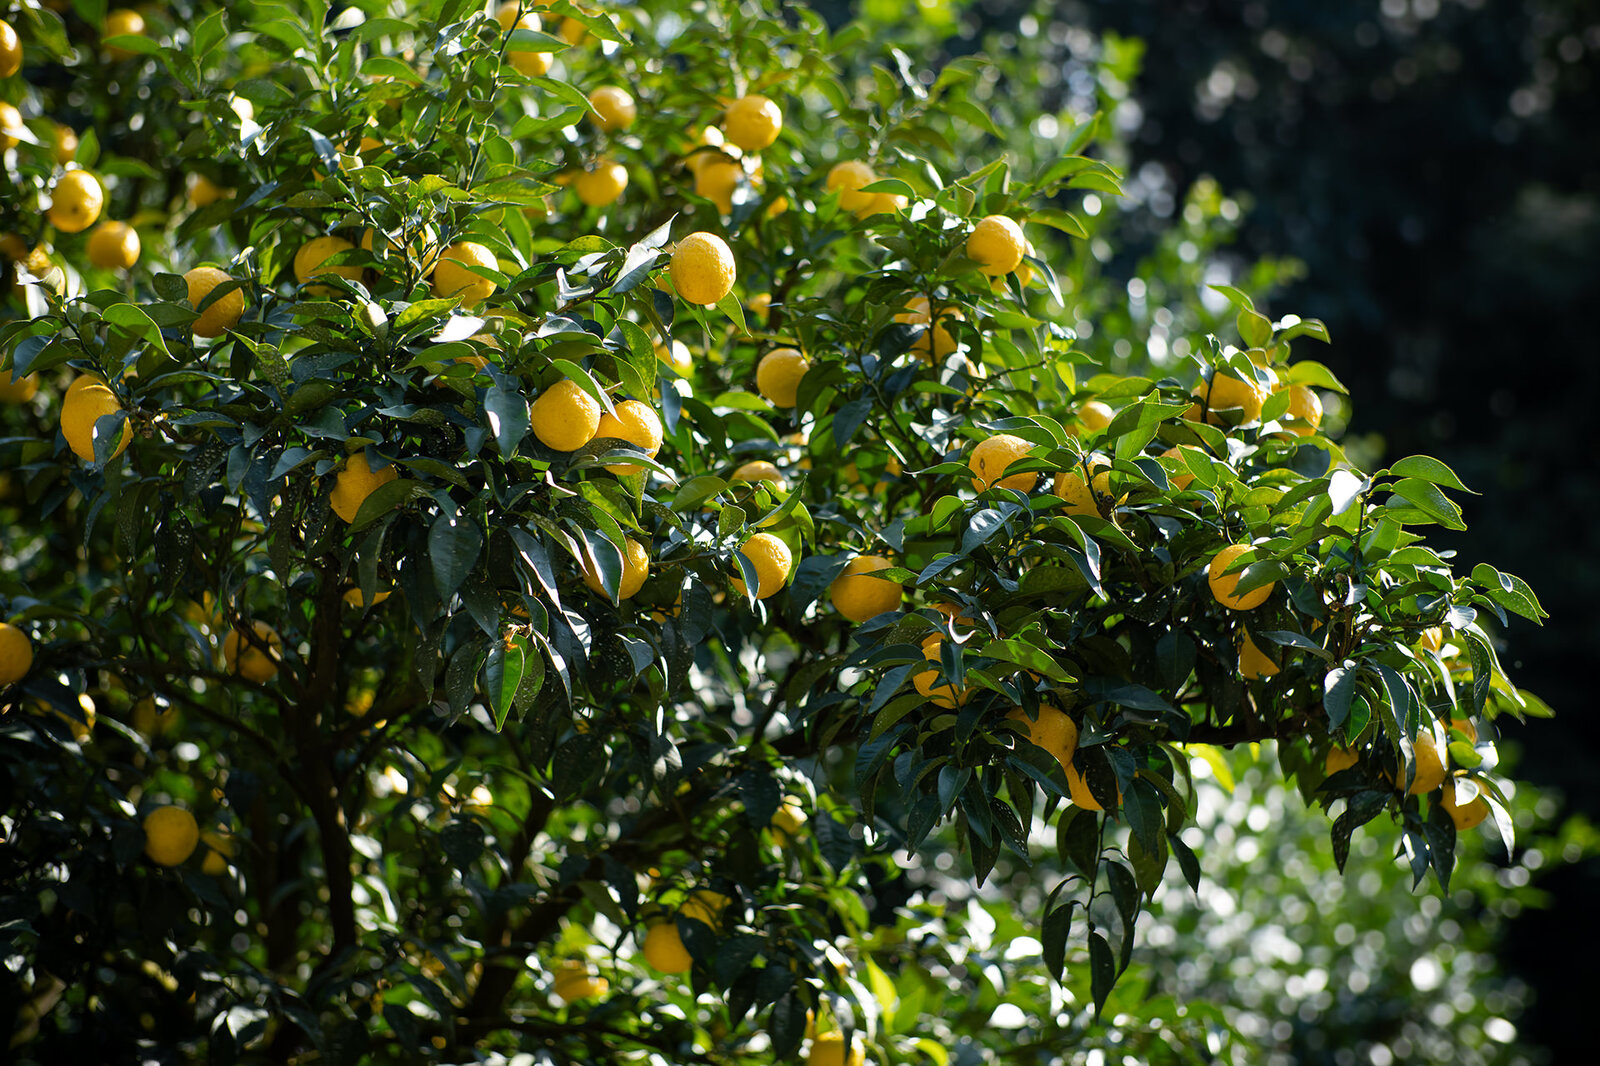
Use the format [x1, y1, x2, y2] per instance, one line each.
[1388, 455, 1474, 494]
[484, 635, 526, 730]
[1089, 931, 1116, 1019]
[429, 512, 483, 601]
[1470, 563, 1547, 622]
[1386, 478, 1466, 531]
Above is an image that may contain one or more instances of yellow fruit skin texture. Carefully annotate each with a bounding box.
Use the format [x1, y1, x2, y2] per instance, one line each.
[185, 267, 245, 337]
[529, 379, 601, 452]
[1279, 383, 1323, 436]
[1440, 780, 1490, 830]
[1007, 706, 1079, 777]
[671, 231, 736, 306]
[432, 242, 498, 307]
[588, 87, 636, 131]
[1192, 372, 1265, 425]
[0, 22, 21, 78]
[680, 889, 730, 929]
[723, 94, 783, 151]
[0, 370, 40, 404]
[912, 634, 967, 709]
[968, 434, 1036, 492]
[1161, 445, 1201, 490]
[733, 532, 792, 600]
[0, 102, 23, 150]
[61, 382, 131, 462]
[966, 215, 1025, 275]
[143, 806, 200, 867]
[551, 960, 609, 1003]
[1404, 731, 1447, 796]
[294, 236, 362, 295]
[200, 830, 235, 875]
[695, 155, 743, 214]
[583, 536, 650, 601]
[1053, 456, 1111, 518]
[1066, 760, 1119, 811]
[1207, 544, 1274, 611]
[1325, 746, 1359, 776]
[732, 460, 785, 490]
[895, 296, 960, 358]
[595, 400, 663, 475]
[575, 161, 628, 207]
[1239, 631, 1280, 679]
[642, 922, 692, 974]
[656, 340, 692, 376]
[48, 171, 105, 234]
[495, 3, 552, 77]
[86, 221, 141, 270]
[830, 555, 902, 623]
[827, 160, 878, 215]
[103, 10, 146, 60]
[770, 798, 806, 845]
[0, 622, 34, 686]
[330, 450, 399, 523]
[757, 348, 809, 408]
[223, 621, 282, 683]
[809, 1032, 866, 1066]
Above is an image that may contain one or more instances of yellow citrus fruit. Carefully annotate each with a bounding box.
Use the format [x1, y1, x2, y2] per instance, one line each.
[1207, 544, 1274, 611]
[1191, 371, 1265, 426]
[809, 1032, 866, 1066]
[0, 102, 23, 150]
[222, 621, 283, 683]
[342, 586, 392, 608]
[732, 460, 786, 490]
[1439, 779, 1490, 830]
[530, 378, 601, 451]
[0, 21, 20, 78]
[670, 231, 736, 306]
[1419, 626, 1445, 654]
[330, 450, 399, 523]
[1238, 631, 1279, 679]
[723, 94, 783, 151]
[588, 86, 636, 131]
[47, 170, 105, 234]
[1066, 759, 1120, 811]
[187, 173, 229, 209]
[54, 124, 80, 165]
[1073, 400, 1115, 435]
[770, 798, 806, 846]
[826, 159, 879, 216]
[830, 555, 902, 622]
[680, 889, 730, 929]
[656, 339, 692, 376]
[0, 622, 34, 686]
[1007, 705, 1079, 777]
[966, 215, 1026, 276]
[200, 830, 235, 875]
[103, 9, 146, 60]
[1325, 746, 1359, 775]
[495, 3, 552, 76]
[60, 381, 131, 462]
[431, 241, 498, 307]
[559, 16, 588, 45]
[732, 532, 792, 600]
[582, 536, 650, 601]
[0, 369, 39, 403]
[642, 922, 692, 974]
[694, 154, 743, 214]
[1278, 383, 1322, 437]
[86, 221, 141, 270]
[294, 235, 362, 295]
[575, 160, 628, 206]
[551, 959, 609, 1003]
[595, 399, 663, 475]
[913, 634, 969, 709]
[185, 267, 245, 337]
[894, 296, 961, 358]
[1053, 455, 1111, 518]
[1403, 729, 1447, 796]
[968, 434, 1036, 492]
[756, 348, 809, 408]
[143, 806, 200, 867]
[1160, 444, 1203, 490]
[1449, 716, 1478, 744]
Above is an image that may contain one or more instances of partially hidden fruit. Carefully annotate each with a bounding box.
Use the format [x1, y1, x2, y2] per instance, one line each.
[670, 231, 736, 306]
[595, 400, 663, 475]
[330, 450, 399, 523]
[966, 215, 1025, 275]
[294, 235, 362, 296]
[432, 241, 498, 307]
[968, 434, 1036, 492]
[143, 806, 200, 867]
[60, 381, 131, 462]
[1191, 370, 1266, 426]
[185, 267, 246, 337]
[582, 536, 650, 601]
[1007, 706, 1079, 777]
[1325, 746, 1359, 776]
[641, 922, 692, 974]
[1439, 778, 1490, 830]
[0, 622, 33, 686]
[1207, 544, 1274, 611]
[551, 959, 609, 1003]
[829, 555, 902, 623]
[529, 378, 601, 451]
[1066, 759, 1120, 811]
[895, 296, 961, 358]
[103, 9, 146, 60]
[495, 2, 552, 76]
[588, 86, 636, 131]
[223, 621, 283, 683]
[913, 634, 969, 709]
[756, 348, 809, 408]
[732, 460, 786, 490]
[0, 369, 39, 404]
[1053, 455, 1111, 518]
[0, 21, 20, 78]
[809, 1031, 866, 1066]
[1238, 631, 1280, 679]
[1277, 383, 1323, 437]
[200, 830, 235, 875]
[732, 532, 792, 600]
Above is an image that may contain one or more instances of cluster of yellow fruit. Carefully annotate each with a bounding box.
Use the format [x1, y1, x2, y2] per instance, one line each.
[141, 805, 235, 874]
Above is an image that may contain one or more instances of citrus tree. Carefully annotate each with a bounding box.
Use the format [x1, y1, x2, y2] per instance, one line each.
[0, 1, 1552, 1062]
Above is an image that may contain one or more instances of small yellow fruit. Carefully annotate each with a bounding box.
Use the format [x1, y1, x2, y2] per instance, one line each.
[0, 369, 39, 404]
[60, 382, 131, 462]
[595, 399, 663, 475]
[1066, 759, 1120, 811]
[293, 235, 363, 296]
[809, 1031, 866, 1066]
[222, 621, 283, 683]
[680, 889, 731, 929]
[756, 348, 809, 408]
[770, 798, 806, 845]
[184, 267, 246, 337]
[574, 161, 628, 206]
[0, 21, 20, 78]
[48, 170, 105, 234]
[582, 536, 650, 601]
[143, 806, 200, 867]
[1007, 705, 1079, 777]
[330, 450, 399, 523]
[1325, 746, 1359, 776]
[829, 555, 902, 623]
[1074, 400, 1115, 434]
[529, 378, 601, 452]
[968, 434, 1036, 492]
[588, 86, 636, 131]
[200, 830, 235, 875]
[187, 173, 229, 209]
[966, 215, 1026, 276]
[495, 2, 552, 77]
[0, 622, 34, 686]
[656, 339, 692, 376]
[912, 634, 969, 709]
[642, 922, 692, 974]
[825, 160, 879, 216]
[1207, 544, 1274, 611]
[732, 460, 786, 490]
[1278, 383, 1323, 437]
[1439, 779, 1490, 830]
[1238, 631, 1279, 679]
[342, 586, 392, 608]
[54, 124, 79, 165]
[1419, 626, 1444, 654]
[1160, 445, 1203, 490]
[1404, 730, 1447, 796]
[1191, 371, 1265, 426]
[694, 154, 743, 215]
[551, 959, 609, 1003]
[1052, 455, 1111, 518]
[0, 102, 23, 151]
[894, 296, 961, 358]
[431, 242, 498, 307]
[670, 231, 736, 306]
[86, 221, 141, 270]
[723, 94, 783, 151]
[103, 9, 146, 60]
[732, 532, 792, 600]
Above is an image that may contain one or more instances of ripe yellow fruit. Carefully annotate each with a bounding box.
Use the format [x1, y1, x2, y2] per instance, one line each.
[330, 450, 399, 523]
[294, 235, 362, 295]
[1419, 626, 1444, 654]
[47, 170, 105, 234]
[895, 296, 961, 358]
[53, 124, 79, 165]
[0, 369, 39, 403]
[574, 160, 628, 206]
[1439, 779, 1490, 831]
[732, 533, 792, 600]
[1238, 631, 1279, 679]
[551, 959, 609, 1003]
[830, 555, 902, 623]
[809, 1032, 865, 1066]
[1325, 746, 1359, 775]
[529, 379, 601, 451]
[0, 622, 33, 686]
[431, 241, 498, 307]
[694, 154, 743, 214]
[588, 86, 636, 131]
[723, 94, 783, 151]
[200, 830, 235, 876]
[642, 922, 692, 974]
[582, 536, 650, 601]
[185, 267, 246, 337]
[966, 215, 1026, 276]
[143, 806, 200, 867]
[968, 434, 1036, 492]
[756, 348, 809, 408]
[826, 159, 879, 216]
[770, 798, 807, 846]
[0, 21, 20, 78]
[670, 231, 736, 306]
[595, 399, 663, 475]
[103, 9, 146, 60]
[60, 381, 131, 462]
[1007, 705, 1079, 777]
[187, 173, 230, 209]
[1160, 444, 1203, 490]
[680, 889, 731, 930]
[0, 102, 23, 150]
[1073, 400, 1115, 434]
[656, 339, 692, 376]
[912, 634, 969, 709]
[1207, 544, 1274, 611]
[1278, 383, 1322, 437]
[222, 621, 283, 683]
[1053, 455, 1111, 518]
[1066, 759, 1120, 811]
[1191, 371, 1265, 425]
[1403, 730, 1447, 796]
[732, 460, 786, 490]
[495, 2, 552, 77]
[86, 221, 141, 270]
